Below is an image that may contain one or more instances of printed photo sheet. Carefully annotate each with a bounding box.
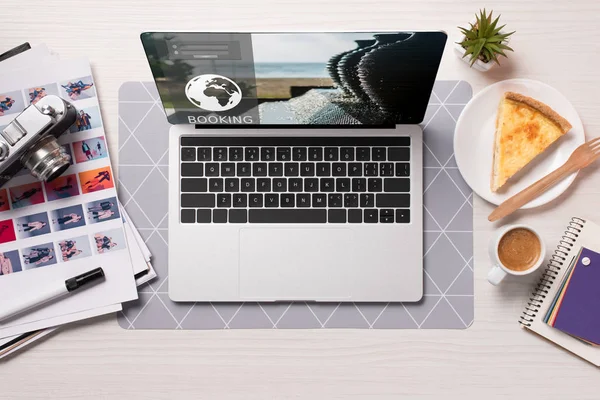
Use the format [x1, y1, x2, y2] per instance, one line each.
[0, 58, 137, 338]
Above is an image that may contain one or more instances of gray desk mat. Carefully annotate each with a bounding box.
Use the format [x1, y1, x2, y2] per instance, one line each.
[117, 81, 473, 329]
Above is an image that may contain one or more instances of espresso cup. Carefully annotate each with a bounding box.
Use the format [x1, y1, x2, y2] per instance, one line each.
[487, 224, 546, 285]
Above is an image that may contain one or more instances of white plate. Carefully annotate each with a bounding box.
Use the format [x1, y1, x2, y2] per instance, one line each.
[454, 79, 585, 208]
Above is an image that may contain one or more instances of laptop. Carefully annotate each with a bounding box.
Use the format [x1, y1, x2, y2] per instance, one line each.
[140, 32, 446, 302]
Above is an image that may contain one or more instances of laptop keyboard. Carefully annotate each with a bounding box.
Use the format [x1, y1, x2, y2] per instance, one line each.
[179, 137, 411, 224]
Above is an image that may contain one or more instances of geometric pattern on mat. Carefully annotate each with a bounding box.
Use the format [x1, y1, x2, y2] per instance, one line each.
[117, 80, 473, 329]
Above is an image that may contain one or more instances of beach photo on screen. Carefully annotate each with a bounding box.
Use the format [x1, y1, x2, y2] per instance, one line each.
[22, 242, 56, 269]
[0, 250, 22, 276]
[58, 235, 92, 262]
[15, 211, 51, 239]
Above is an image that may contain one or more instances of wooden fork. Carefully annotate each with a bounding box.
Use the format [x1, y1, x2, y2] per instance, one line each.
[489, 137, 600, 222]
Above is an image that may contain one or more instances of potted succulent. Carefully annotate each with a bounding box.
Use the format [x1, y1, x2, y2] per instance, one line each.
[455, 9, 515, 71]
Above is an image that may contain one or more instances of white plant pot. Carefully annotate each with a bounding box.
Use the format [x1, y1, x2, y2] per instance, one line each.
[453, 41, 497, 72]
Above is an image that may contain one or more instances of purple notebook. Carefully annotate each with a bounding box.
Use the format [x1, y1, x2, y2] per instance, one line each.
[553, 247, 600, 345]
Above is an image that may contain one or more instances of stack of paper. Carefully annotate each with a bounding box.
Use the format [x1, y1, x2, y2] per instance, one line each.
[0, 44, 155, 359]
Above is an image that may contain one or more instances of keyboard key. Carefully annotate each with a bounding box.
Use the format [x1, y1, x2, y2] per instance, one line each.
[352, 178, 366, 192]
[388, 147, 410, 161]
[372, 147, 386, 161]
[380, 209, 394, 223]
[360, 193, 374, 208]
[308, 147, 323, 161]
[380, 163, 394, 176]
[336, 178, 351, 192]
[182, 163, 204, 177]
[273, 178, 287, 192]
[245, 147, 259, 161]
[214, 147, 227, 161]
[225, 178, 239, 192]
[181, 194, 215, 208]
[277, 147, 291, 161]
[344, 193, 358, 208]
[324, 147, 338, 161]
[197, 148, 211, 161]
[221, 163, 235, 177]
[285, 163, 299, 177]
[288, 178, 303, 192]
[253, 163, 268, 177]
[181, 147, 196, 161]
[300, 162, 315, 177]
[213, 209, 227, 223]
[257, 178, 271, 192]
[196, 209, 211, 223]
[312, 194, 327, 207]
[305, 178, 319, 192]
[261, 147, 275, 161]
[229, 147, 243, 161]
[181, 209, 195, 223]
[384, 178, 410, 192]
[293, 147, 307, 161]
[332, 163, 346, 176]
[229, 209, 247, 223]
[265, 193, 279, 207]
[396, 163, 410, 177]
[204, 163, 218, 177]
[217, 193, 231, 208]
[316, 163, 331, 176]
[181, 178, 207, 192]
[348, 163, 362, 176]
[328, 209, 346, 223]
[241, 178, 255, 192]
[297, 193, 311, 207]
[328, 193, 342, 207]
[364, 209, 378, 223]
[233, 193, 247, 207]
[396, 209, 410, 223]
[320, 178, 334, 192]
[357, 147, 370, 161]
[249, 193, 263, 207]
[376, 194, 410, 208]
[348, 209, 362, 223]
[249, 209, 327, 223]
[269, 163, 283, 177]
[340, 147, 354, 161]
[364, 163, 378, 176]
[209, 178, 223, 192]
[368, 178, 382, 192]
[281, 194, 295, 207]
[237, 163, 251, 177]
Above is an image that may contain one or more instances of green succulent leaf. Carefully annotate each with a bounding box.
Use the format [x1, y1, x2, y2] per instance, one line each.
[459, 9, 515, 67]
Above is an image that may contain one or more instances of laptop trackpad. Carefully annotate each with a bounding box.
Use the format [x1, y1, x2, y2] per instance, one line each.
[239, 228, 353, 300]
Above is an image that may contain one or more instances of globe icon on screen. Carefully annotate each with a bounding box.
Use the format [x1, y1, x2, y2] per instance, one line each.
[185, 74, 242, 112]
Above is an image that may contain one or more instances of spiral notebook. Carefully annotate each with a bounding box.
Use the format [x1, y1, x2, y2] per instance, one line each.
[520, 217, 600, 366]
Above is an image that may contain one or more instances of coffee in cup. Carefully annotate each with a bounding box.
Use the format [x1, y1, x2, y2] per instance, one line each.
[488, 224, 546, 285]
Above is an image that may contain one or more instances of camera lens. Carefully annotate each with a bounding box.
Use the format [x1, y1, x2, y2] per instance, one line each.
[21, 136, 71, 182]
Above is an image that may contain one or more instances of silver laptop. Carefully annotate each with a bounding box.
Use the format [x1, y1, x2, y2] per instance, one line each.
[141, 32, 446, 302]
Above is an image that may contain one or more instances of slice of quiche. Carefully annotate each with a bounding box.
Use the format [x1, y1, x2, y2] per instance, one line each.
[491, 92, 572, 192]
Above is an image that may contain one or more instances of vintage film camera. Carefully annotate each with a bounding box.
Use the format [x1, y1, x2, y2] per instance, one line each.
[0, 95, 76, 187]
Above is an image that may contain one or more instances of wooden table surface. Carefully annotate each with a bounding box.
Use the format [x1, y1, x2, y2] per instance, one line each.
[2, 1, 600, 398]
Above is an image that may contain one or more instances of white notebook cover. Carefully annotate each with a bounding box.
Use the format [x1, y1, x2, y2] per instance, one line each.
[521, 217, 600, 366]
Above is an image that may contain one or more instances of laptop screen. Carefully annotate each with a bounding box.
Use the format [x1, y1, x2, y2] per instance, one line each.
[141, 32, 446, 127]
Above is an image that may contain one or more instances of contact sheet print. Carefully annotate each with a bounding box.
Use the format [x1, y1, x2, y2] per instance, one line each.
[0, 58, 137, 338]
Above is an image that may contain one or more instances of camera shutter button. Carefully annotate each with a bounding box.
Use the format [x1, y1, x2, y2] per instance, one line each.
[0, 141, 9, 161]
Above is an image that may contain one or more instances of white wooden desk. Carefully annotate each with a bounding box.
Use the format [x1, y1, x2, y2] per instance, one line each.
[2, 1, 600, 398]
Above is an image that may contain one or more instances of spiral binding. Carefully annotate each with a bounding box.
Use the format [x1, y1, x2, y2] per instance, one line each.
[519, 217, 586, 327]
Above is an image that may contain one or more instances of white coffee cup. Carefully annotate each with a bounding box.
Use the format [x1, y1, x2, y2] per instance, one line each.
[487, 224, 546, 285]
